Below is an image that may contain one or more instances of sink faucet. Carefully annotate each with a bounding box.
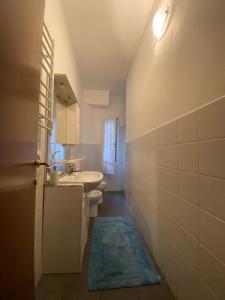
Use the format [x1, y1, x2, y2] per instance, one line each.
[49, 150, 60, 165]
[67, 163, 74, 175]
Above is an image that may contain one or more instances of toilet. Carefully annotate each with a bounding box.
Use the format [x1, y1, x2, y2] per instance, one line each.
[96, 181, 106, 204]
[97, 180, 106, 192]
[87, 190, 103, 217]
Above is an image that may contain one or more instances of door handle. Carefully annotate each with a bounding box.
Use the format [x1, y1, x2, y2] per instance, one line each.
[34, 160, 50, 168]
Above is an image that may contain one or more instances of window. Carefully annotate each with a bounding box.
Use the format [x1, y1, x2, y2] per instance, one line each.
[48, 116, 65, 164]
[102, 118, 118, 174]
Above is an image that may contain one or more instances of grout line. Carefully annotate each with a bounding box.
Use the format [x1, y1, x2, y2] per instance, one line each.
[128, 180, 225, 247]
[199, 172, 225, 182]
[197, 276, 220, 300]
[127, 136, 225, 147]
[127, 183, 225, 267]
[199, 208, 225, 224]
[199, 241, 225, 268]
[127, 94, 225, 143]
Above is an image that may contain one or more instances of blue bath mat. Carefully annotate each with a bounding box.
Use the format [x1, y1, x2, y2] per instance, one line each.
[88, 216, 160, 290]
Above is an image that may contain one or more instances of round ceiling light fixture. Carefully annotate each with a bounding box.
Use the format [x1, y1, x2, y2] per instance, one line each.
[152, 2, 170, 40]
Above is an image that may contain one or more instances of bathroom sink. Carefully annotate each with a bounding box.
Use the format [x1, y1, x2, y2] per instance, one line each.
[58, 171, 103, 192]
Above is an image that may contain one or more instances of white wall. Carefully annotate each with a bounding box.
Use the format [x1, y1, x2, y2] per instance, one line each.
[81, 95, 125, 145]
[83, 89, 109, 106]
[34, 0, 83, 286]
[44, 0, 83, 102]
[126, 0, 225, 141]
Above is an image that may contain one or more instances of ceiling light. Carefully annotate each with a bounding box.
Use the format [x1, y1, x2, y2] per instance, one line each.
[152, 3, 170, 40]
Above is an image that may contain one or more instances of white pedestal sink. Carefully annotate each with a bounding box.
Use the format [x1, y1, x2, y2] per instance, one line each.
[58, 171, 103, 192]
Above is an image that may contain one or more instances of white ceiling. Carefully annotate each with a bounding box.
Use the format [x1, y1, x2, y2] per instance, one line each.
[61, 0, 153, 92]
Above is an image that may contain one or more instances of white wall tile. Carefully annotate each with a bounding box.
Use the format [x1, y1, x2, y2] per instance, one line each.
[126, 98, 225, 300]
[159, 121, 177, 146]
[178, 142, 198, 173]
[160, 145, 178, 169]
[197, 277, 218, 300]
[176, 198, 198, 238]
[198, 245, 225, 300]
[199, 210, 225, 265]
[177, 112, 198, 143]
[158, 167, 179, 195]
[199, 175, 225, 222]
[177, 255, 198, 300]
[199, 139, 225, 178]
[175, 225, 198, 271]
[179, 171, 199, 206]
[198, 97, 225, 140]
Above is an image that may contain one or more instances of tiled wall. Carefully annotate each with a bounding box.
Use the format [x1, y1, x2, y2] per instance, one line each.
[126, 96, 225, 300]
[69, 143, 101, 171]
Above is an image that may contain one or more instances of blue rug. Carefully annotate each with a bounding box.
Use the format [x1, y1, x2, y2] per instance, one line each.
[88, 216, 160, 290]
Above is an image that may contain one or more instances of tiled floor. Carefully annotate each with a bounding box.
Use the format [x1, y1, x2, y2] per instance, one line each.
[36, 192, 175, 300]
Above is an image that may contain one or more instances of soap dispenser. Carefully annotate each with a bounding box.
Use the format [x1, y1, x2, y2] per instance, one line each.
[49, 165, 59, 186]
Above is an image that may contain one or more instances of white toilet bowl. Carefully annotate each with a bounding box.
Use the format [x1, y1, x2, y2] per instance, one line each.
[96, 181, 106, 204]
[97, 180, 106, 191]
[87, 190, 102, 217]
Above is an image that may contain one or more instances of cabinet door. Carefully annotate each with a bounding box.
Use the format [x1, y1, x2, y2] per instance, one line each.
[66, 103, 76, 144]
[56, 101, 80, 145]
[56, 101, 67, 144]
[81, 196, 89, 261]
[75, 103, 80, 144]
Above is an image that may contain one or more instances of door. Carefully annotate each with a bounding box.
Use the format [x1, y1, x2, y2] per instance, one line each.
[0, 1, 45, 299]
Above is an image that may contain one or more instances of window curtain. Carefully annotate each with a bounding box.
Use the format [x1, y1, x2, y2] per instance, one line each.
[48, 117, 65, 165]
[102, 118, 117, 175]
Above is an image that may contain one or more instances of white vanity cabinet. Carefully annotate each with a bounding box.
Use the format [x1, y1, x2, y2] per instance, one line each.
[43, 184, 89, 274]
[56, 101, 80, 145]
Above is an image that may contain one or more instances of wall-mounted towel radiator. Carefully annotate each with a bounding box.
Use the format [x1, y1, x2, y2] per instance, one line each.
[38, 23, 54, 132]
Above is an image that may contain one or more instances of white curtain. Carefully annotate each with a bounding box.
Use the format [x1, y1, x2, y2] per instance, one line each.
[102, 118, 117, 175]
[48, 116, 65, 166]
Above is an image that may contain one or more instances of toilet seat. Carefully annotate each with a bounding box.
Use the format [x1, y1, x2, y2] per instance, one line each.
[88, 190, 102, 199]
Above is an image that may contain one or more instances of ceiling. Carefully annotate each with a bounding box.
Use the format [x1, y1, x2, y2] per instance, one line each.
[61, 0, 153, 92]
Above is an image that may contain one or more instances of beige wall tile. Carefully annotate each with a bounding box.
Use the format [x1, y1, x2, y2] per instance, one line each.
[198, 97, 225, 140]
[199, 175, 225, 222]
[165, 242, 180, 298]
[158, 167, 179, 195]
[177, 112, 198, 143]
[147, 146, 159, 166]
[160, 145, 178, 169]
[179, 171, 199, 206]
[158, 187, 179, 221]
[165, 216, 178, 246]
[198, 245, 225, 300]
[199, 139, 225, 179]
[158, 121, 177, 146]
[175, 225, 198, 271]
[176, 198, 198, 238]
[199, 210, 225, 265]
[177, 255, 198, 300]
[178, 142, 198, 173]
[197, 278, 218, 300]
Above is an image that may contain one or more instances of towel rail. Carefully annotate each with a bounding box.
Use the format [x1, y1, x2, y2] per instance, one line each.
[38, 22, 54, 133]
